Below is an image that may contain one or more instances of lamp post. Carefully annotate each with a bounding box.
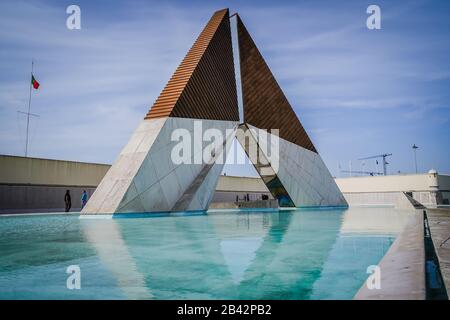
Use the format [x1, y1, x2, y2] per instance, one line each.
[412, 144, 419, 173]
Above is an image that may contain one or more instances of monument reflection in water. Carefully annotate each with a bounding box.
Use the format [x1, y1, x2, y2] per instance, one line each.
[78, 207, 410, 300]
[0, 208, 411, 299]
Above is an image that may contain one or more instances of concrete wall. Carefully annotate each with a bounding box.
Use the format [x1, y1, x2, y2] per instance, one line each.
[336, 173, 450, 207]
[2, 153, 449, 213]
[341, 192, 401, 207]
[212, 176, 273, 203]
[0, 153, 273, 213]
[336, 174, 431, 193]
[0, 185, 95, 213]
[0, 155, 274, 213]
[438, 175, 450, 190]
[216, 175, 270, 192]
[0, 155, 109, 213]
[0, 155, 109, 186]
[212, 191, 273, 203]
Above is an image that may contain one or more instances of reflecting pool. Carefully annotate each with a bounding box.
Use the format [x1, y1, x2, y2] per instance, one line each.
[0, 207, 412, 299]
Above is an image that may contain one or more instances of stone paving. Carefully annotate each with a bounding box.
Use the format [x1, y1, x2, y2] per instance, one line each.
[427, 208, 450, 297]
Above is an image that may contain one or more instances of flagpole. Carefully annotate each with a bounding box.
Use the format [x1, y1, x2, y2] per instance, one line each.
[25, 59, 34, 157]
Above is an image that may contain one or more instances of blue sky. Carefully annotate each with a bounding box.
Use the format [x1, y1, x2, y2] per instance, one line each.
[0, 0, 449, 177]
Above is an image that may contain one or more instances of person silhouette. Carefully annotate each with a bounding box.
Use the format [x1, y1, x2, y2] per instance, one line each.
[81, 190, 88, 210]
[64, 190, 71, 212]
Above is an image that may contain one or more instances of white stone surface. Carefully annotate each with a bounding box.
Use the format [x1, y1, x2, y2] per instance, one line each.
[82, 117, 167, 214]
[82, 117, 238, 214]
[243, 124, 347, 207]
[83, 116, 344, 214]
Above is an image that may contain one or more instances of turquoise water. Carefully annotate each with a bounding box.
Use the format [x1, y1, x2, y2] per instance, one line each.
[0, 207, 411, 299]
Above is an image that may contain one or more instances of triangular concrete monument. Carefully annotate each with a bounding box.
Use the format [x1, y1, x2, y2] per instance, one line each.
[235, 15, 346, 207]
[82, 9, 346, 215]
[82, 9, 239, 214]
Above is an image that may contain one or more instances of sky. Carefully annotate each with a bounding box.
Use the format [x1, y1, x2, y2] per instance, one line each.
[0, 0, 449, 177]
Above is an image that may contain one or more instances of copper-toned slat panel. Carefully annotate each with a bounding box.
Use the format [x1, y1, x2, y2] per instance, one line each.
[236, 16, 317, 153]
[145, 9, 239, 121]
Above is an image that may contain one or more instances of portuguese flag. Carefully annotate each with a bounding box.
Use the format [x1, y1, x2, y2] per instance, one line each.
[31, 75, 40, 89]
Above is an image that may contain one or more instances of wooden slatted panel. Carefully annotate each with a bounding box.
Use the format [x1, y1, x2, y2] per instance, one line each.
[145, 9, 239, 121]
[237, 16, 317, 153]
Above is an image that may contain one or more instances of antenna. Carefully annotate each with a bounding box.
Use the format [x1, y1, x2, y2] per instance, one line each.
[412, 144, 419, 173]
[358, 153, 392, 175]
[349, 160, 352, 177]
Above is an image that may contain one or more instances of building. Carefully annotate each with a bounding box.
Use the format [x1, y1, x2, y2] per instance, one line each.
[1, 154, 448, 213]
[335, 171, 450, 207]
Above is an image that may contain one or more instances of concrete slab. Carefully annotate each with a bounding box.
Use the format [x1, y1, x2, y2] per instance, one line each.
[354, 212, 425, 300]
[82, 117, 238, 214]
[239, 124, 347, 207]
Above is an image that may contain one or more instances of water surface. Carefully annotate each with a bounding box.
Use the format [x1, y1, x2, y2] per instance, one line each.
[0, 207, 412, 299]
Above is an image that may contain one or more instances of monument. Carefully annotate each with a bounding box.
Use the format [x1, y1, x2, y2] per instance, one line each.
[82, 8, 347, 215]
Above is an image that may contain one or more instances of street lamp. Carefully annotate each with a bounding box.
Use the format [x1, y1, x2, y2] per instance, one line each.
[412, 144, 419, 173]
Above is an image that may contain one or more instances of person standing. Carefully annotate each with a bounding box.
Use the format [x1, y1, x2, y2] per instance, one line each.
[81, 190, 88, 210]
[64, 190, 71, 212]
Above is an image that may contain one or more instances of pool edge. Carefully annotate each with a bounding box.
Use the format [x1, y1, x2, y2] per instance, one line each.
[354, 210, 426, 300]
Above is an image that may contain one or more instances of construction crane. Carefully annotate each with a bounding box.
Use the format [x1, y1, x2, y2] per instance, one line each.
[358, 153, 392, 176]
